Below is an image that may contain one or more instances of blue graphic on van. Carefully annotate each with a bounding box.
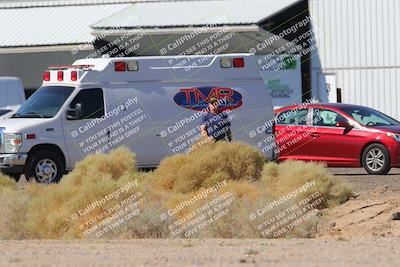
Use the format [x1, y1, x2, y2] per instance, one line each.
[174, 87, 243, 111]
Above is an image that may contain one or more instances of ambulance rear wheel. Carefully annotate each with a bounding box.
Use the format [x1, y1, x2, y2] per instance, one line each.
[24, 151, 65, 183]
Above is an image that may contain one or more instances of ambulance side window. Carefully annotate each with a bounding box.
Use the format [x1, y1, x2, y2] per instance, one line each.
[70, 88, 104, 119]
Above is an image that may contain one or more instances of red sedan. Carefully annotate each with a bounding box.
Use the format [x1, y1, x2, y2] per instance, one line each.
[274, 103, 400, 175]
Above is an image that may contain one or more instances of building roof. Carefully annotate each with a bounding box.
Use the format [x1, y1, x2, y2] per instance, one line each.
[0, 0, 145, 8]
[92, 0, 301, 29]
[0, 0, 302, 48]
[0, 3, 130, 47]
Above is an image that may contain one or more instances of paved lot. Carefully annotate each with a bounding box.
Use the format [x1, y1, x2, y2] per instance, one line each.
[329, 167, 400, 195]
[18, 167, 400, 189]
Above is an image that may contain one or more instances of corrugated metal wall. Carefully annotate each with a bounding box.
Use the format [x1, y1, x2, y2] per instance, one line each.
[0, 49, 93, 89]
[309, 0, 400, 118]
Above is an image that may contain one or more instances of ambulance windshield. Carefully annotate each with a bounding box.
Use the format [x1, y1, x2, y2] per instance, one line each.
[13, 86, 75, 118]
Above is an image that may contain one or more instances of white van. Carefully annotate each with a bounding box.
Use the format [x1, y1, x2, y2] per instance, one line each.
[0, 77, 25, 120]
[0, 54, 275, 183]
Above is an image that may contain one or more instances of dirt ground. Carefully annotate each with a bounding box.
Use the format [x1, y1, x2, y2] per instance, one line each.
[2, 168, 399, 267]
[318, 168, 400, 239]
[0, 239, 399, 267]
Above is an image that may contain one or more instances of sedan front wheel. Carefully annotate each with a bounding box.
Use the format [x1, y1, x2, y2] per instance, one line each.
[362, 143, 391, 175]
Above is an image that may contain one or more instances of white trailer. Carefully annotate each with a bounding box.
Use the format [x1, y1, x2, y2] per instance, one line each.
[0, 77, 25, 120]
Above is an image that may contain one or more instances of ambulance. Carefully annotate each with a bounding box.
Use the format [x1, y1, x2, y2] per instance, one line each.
[0, 54, 275, 183]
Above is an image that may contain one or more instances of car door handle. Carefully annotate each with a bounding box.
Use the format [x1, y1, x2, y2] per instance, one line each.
[310, 133, 321, 138]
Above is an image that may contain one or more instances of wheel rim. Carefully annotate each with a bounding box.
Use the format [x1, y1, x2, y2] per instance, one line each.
[366, 148, 385, 172]
[35, 159, 58, 183]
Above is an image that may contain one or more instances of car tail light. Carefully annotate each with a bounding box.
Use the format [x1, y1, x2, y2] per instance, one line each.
[71, 70, 78, 81]
[43, 71, 50, 81]
[57, 71, 64, 81]
[233, 58, 245, 68]
[114, 61, 126, 72]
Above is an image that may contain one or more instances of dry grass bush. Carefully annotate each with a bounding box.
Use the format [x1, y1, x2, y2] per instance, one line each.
[117, 202, 172, 239]
[0, 175, 26, 239]
[0, 174, 17, 190]
[149, 154, 189, 191]
[0, 144, 353, 240]
[261, 160, 353, 207]
[0, 194, 29, 239]
[151, 140, 265, 193]
[196, 201, 260, 238]
[3, 147, 141, 239]
[0, 175, 33, 239]
[195, 182, 266, 238]
[134, 180, 265, 239]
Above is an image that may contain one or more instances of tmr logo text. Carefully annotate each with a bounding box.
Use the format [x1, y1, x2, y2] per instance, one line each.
[173, 87, 243, 111]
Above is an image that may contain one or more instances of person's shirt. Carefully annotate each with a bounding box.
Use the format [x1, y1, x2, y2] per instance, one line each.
[201, 110, 231, 141]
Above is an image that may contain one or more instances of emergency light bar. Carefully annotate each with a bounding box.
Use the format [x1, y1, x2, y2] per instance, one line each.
[43, 69, 84, 82]
[71, 70, 78, 81]
[43, 71, 50, 81]
[43, 70, 77, 82]
[44, 64, 96, 82]
[57, 71, 63, 81]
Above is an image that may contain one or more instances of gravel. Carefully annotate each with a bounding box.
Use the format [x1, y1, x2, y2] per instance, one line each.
[329, 167, 400, 195]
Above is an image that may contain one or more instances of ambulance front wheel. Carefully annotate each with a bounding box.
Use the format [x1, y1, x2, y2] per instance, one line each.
[24, 150, 65, 184]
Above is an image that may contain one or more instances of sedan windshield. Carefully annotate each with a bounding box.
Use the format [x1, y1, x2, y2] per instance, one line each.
[342, 106, 400, 126]
[13, 86, 74, 118]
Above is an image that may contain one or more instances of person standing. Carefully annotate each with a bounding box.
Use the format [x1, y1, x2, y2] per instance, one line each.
[200, 97, 232, 142]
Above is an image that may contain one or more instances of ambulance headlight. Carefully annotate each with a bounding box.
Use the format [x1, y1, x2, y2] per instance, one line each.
[127, 60, 139, 71]
[4, 133, 23, 153]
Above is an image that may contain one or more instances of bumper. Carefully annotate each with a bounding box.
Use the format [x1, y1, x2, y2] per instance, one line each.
[388, 143, 400, 167]
[0, 153, 28, 173]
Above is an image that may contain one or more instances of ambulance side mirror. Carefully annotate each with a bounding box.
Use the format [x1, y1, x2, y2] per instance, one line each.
[66, 103, 84, 120]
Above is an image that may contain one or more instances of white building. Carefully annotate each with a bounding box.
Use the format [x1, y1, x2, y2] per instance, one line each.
[310, 0, 400, 119]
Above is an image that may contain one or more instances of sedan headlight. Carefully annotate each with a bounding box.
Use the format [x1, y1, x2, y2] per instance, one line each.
[386, 132, 400, 142]
[4, 133, 23, 153]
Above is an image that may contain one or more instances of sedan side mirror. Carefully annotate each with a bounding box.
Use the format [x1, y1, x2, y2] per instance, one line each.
[335, 121, 352, 128]
[66, 103, 84, 120]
